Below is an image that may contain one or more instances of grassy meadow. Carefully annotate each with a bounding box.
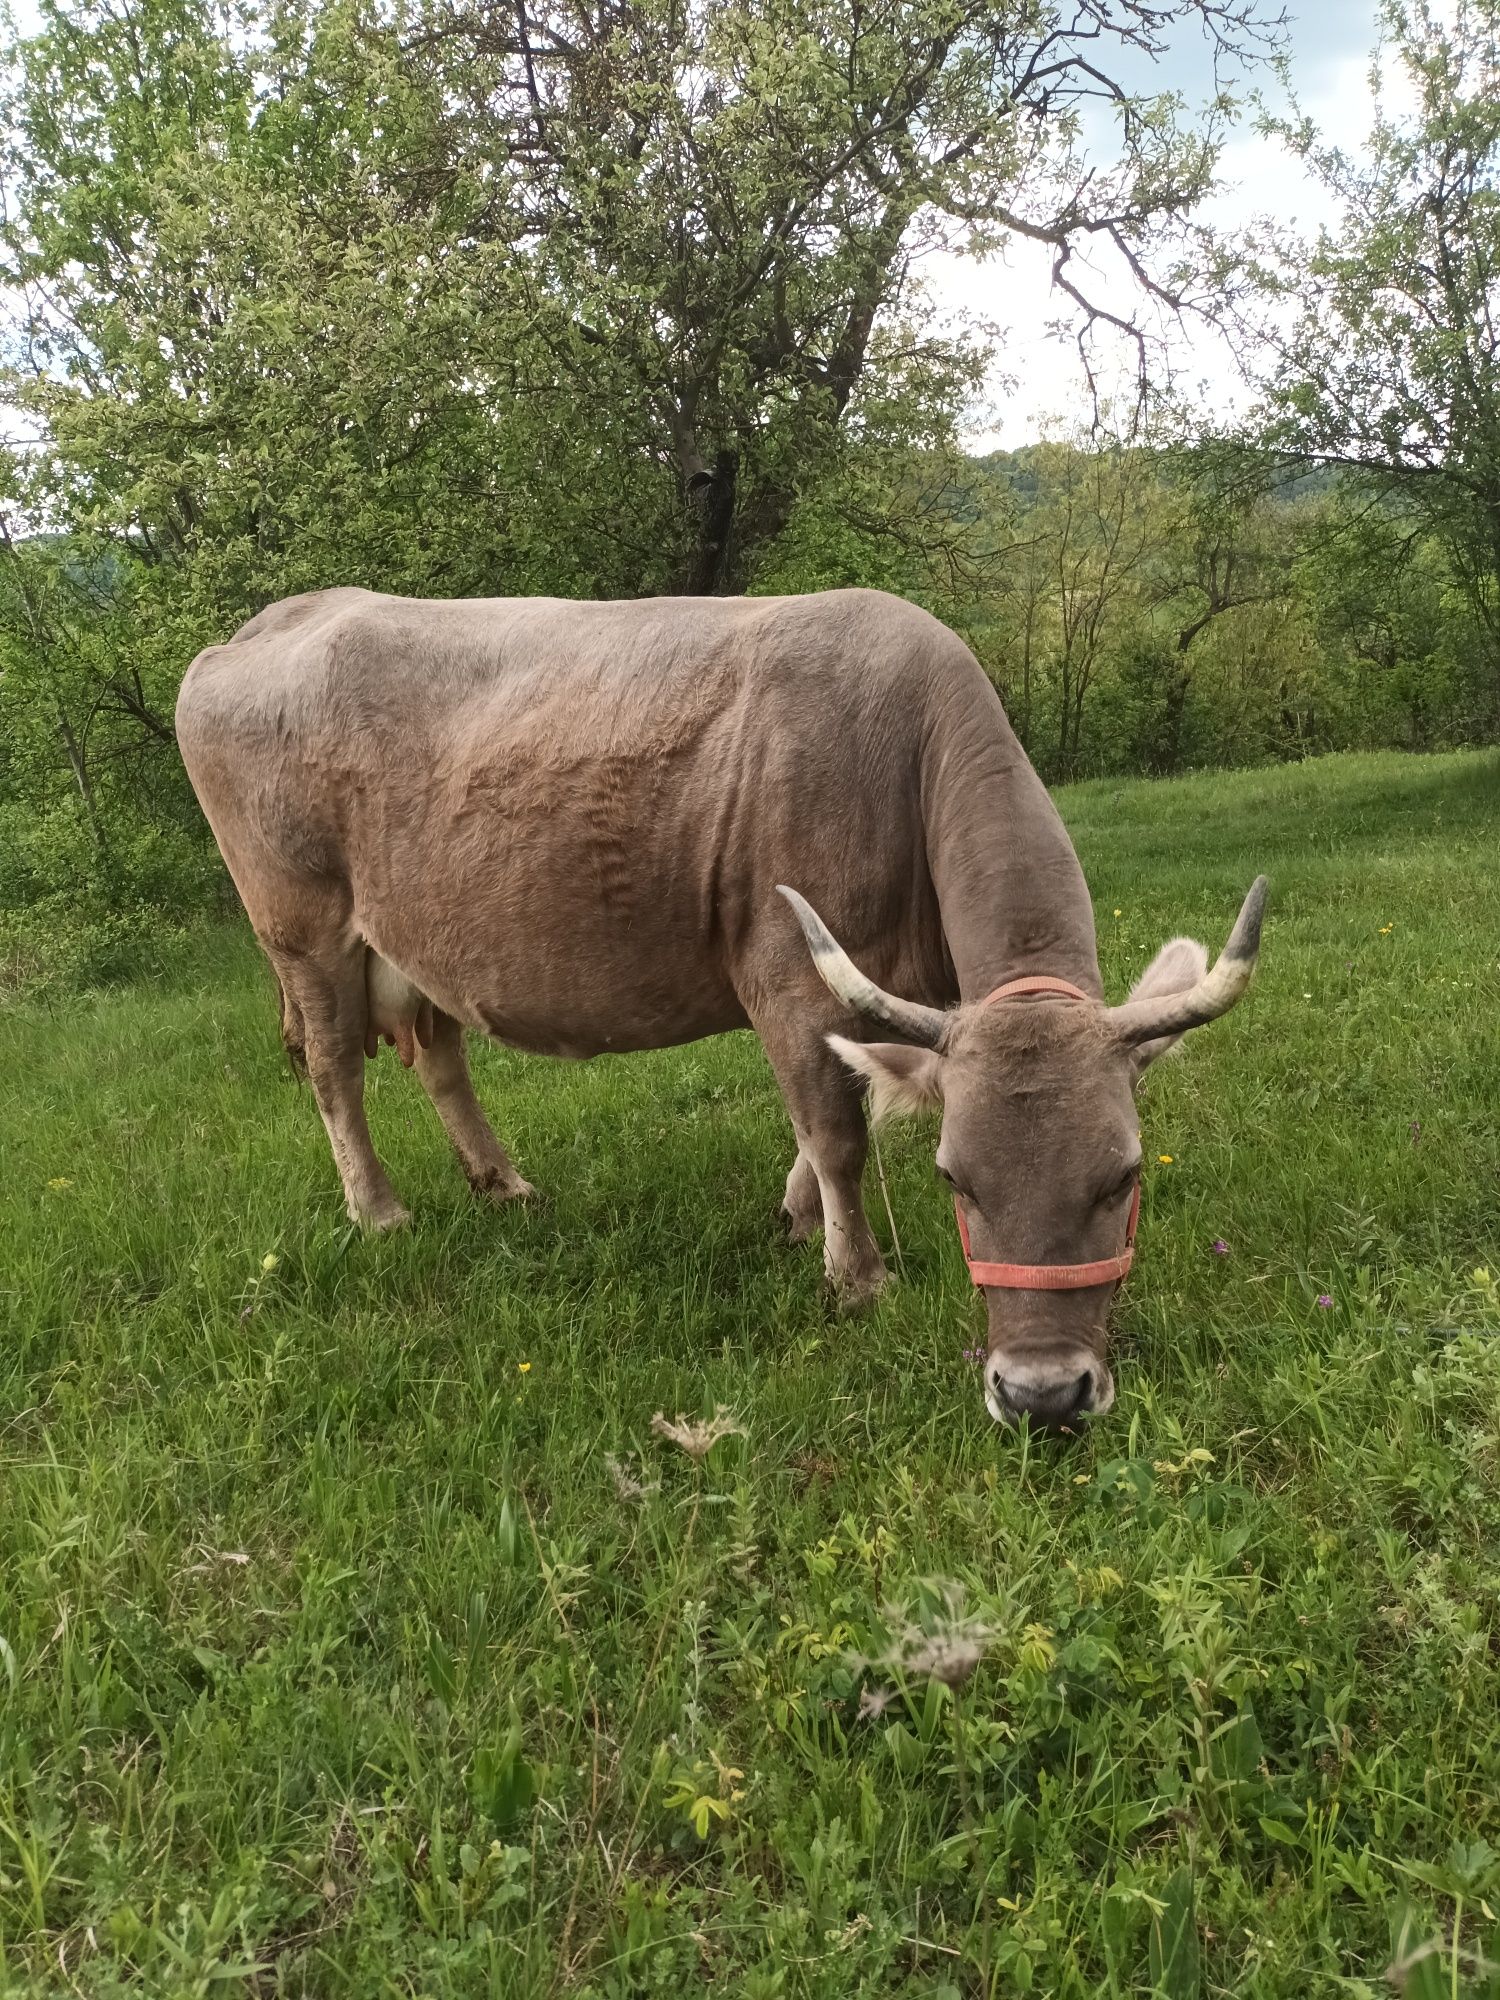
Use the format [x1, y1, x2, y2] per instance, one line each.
[3, 747, 1500, 1999]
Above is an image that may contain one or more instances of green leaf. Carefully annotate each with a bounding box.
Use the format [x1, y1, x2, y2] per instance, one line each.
[1209, 1706, 1265, 1784]
[884, 1721, 926, 1777]
[423, 1626, 457, 1705]
[472, 1716, 537, 1832]
[1148, 1866, 1199, 2000]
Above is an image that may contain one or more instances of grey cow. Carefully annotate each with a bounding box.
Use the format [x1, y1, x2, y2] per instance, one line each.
[177, 585, 1265, 1427]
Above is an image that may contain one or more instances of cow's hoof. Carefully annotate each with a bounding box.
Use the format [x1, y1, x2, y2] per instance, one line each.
[470, 1168, 537, 1207]
[356, 1199, 412, 1234]
[828, 1268, 892, 1314]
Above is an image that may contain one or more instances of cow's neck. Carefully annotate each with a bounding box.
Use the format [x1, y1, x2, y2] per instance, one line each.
[921, 685, 1103, 1003]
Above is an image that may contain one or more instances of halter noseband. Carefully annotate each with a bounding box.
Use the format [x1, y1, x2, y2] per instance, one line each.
[952, 974, 1141, 1292]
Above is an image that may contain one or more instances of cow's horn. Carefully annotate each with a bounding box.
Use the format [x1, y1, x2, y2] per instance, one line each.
[1109, 876, 1269, 1046]
[778, 886, 947, 1049]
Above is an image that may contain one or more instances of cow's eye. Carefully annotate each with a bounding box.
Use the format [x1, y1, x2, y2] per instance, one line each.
[935, 1161, 965, 1196]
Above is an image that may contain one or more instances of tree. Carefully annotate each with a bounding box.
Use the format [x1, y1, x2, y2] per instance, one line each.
[408, 0, 1280, 590]
[1293, 493, 1492, 748]
[0, 0, 598, 605]
[1124, 435, 1286, 767]
[1252, 0, 1500, 713]
[0, 0, 1281, 606]
[974, 431, 1177, 775]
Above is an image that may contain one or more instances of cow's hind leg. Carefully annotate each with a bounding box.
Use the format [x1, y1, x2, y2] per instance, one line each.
[414, 1010, 534, 1204]
[758, 1025, 888, 1306]
[275, 975, 308, 1081]
[270, 939, 410, 1232]
[781, 1149, 822, 1245]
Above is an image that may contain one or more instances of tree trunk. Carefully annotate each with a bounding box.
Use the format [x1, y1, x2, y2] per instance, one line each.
[684, 449, 739, 595]
[56, 706, 110, 857]
[1154, 667, 1191, 775]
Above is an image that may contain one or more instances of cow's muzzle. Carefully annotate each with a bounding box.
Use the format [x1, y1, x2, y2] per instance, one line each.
[984, 1347, 1115, 1429]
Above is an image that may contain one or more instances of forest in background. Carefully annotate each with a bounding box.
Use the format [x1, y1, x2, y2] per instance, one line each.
[1, 0, 1497, 982]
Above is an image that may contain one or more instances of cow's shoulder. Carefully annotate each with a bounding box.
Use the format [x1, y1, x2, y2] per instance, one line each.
[754, 586, 986, 699]
[175, 589, 375, 749]
[225, 586, 377, 647]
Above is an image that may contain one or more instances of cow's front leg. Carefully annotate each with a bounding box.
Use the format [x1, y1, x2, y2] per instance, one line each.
[760, 1030, 889, 1306]
[414, 1010, 534, 1204]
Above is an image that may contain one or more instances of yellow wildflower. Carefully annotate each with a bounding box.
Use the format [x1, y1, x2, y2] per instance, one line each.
[518, 1361, 532, 1374]
[1379, 924, 1393, 935]
[1158, 1154, 1174, 1165]
[1112, 908, 1122, 917]
[261, 1252, 279, 1273]
[45, 1177, 73, 1191]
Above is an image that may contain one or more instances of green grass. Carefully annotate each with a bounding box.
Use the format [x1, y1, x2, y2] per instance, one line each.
[3, 747, 1500, 1999]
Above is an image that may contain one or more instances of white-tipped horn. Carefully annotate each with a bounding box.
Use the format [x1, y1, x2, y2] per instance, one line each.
[778, 886, 947, 1048]
[1109, 876, 1269, 1046]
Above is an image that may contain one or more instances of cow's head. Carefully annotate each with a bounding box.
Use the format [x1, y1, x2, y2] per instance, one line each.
[780, 880, 1267, 1429]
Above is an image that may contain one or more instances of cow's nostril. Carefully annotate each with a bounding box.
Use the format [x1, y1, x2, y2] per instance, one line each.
[998, 1369, 1094, 1428]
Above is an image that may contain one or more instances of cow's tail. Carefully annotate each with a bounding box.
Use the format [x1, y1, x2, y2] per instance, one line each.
[276, 974, 309, 1082]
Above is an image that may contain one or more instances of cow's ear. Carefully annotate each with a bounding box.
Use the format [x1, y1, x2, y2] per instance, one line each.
[1126, 938, 1210, 1071]
[827, 1034, 945, 1121]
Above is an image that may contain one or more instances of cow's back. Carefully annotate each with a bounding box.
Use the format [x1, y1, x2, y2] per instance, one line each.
[176, 586, 990, 1050]
[180, 584, 970, 749]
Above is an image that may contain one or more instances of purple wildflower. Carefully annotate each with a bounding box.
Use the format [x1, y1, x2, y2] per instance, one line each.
[1316, 1293, 1333, 1309]
[1212, 1239, 1230, 1257]
[962, 1346, 985, 1365]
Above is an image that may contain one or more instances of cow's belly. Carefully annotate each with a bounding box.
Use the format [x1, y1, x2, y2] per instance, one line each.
[476, 987, 751, 1058]
[352, 828, 752, 1059]
[468, 944, 751, 1057]
[366, 943, 750, 1058]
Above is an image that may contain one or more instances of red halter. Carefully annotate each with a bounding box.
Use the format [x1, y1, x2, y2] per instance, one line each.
[952, 974, 1141, 1292]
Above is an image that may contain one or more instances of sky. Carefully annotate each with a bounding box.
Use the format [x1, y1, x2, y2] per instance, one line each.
[924, 0, 1389, 446]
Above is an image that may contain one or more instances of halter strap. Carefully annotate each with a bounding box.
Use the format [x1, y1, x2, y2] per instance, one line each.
[981, 975, 1092, 1005]
[954, 1181, 1139, 1289]
[955, 972, 1140, 1292]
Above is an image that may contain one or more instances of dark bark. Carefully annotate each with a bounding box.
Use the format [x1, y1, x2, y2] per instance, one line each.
[56, 708, 110, 856]
[1150, 667, 1192, 774]
[684, 448, 739, 595]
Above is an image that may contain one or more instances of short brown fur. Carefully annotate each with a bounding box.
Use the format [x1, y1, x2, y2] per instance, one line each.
[177, 585, 1259, 1419]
